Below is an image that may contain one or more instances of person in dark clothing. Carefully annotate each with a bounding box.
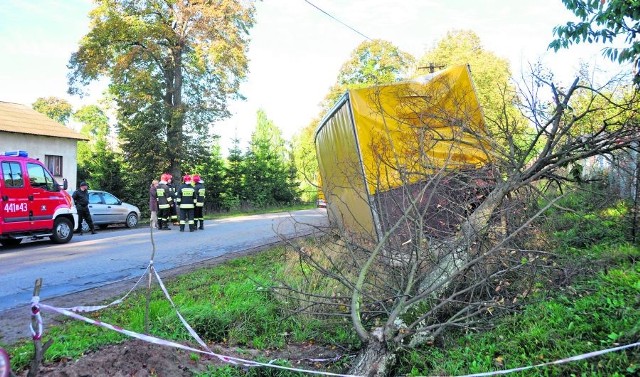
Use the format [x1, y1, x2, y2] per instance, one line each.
[192, 174, 206, 230]
[156, 174, 173, 230]
[176, 175, 196, 232]
[72, 181, 96, 235]
[167, 176, 179, 225]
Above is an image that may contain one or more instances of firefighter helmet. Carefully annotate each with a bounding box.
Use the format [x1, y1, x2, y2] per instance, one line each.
[192, 174, 201, 183]
[183, 174, 192, 183]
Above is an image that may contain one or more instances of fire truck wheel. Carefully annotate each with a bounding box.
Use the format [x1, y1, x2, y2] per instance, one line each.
[50, 217, 73, 244]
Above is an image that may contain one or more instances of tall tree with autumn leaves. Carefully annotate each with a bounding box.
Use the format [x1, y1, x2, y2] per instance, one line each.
[68, 0, 256, 183]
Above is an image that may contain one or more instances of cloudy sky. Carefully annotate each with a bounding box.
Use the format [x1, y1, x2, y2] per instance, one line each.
[0, 0, 625, 151]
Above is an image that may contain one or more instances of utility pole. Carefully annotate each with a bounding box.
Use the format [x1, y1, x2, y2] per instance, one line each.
[418, 62, 446, 73]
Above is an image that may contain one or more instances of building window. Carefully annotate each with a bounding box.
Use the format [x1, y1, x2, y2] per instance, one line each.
[45, 155, 63, 176]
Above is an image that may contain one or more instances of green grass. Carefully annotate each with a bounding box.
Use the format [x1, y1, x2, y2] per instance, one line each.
[396, 243, 640, 376]
[4, 247, 356, 373]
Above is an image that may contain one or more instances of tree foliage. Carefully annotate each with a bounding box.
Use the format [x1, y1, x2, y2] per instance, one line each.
[32, 97, 73, 124]
[68, 0, 256, 180]
[224, 135, 245, 209]
[417, 30, 520, 136]
[73, 105, 126, 197]
[243, 110, 299, 206]
[550, 0, 640, 81]
[196, 139, 226, 212]
[321, 39, 415, 112]
[291, 117, 321, 202]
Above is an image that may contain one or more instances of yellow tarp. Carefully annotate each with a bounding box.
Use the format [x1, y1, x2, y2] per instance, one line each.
[315, 64, 490, 239]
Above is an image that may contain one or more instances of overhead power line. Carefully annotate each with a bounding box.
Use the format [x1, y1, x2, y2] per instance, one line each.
[304, 0, 372, 41]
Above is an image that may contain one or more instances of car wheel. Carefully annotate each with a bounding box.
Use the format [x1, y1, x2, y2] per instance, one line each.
[125, 212, 139, 228]
[0, 238, 22, 247]
[51, 217, 73, 244]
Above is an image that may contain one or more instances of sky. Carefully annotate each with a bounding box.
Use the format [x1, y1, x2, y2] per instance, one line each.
[0, 0, 627, 152]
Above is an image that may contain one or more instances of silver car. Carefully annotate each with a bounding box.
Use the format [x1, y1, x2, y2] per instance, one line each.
[76, 190, 140, 232]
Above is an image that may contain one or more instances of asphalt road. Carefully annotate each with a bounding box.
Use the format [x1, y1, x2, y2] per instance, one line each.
[0, 208, 328, 312]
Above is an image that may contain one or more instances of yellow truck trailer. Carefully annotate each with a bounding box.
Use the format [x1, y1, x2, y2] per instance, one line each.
[314, 64, 493, 243]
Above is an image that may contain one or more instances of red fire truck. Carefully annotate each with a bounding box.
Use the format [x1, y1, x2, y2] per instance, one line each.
[0, 151, 78, 246]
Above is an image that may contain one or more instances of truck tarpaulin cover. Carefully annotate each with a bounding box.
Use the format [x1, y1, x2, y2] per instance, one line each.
[314, 64, 491, 240]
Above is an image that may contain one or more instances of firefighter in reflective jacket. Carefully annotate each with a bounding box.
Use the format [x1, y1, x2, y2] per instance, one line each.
[166, 175, 179, 225]
[177, 174, 196, 232]
[156, 174, 173, 230]
[192, 174, 206, 230]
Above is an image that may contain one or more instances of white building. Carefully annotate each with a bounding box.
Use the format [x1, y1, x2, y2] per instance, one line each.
[0, 101, 88, 191]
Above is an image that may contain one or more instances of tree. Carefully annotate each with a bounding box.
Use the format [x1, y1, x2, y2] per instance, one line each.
[196, 139, 226, 212]
[291, 117, 321, 202]
[550, 0, 640, 82]
[223, 135, 245, 210]
[68, 0, 256, 180]
[280, 67, 640, 375]
[321, 39, 415, 112]
[416, 29, 529, 152]
[32, 97, 73, 124]
[73, 105, 126, 196]
[243, 110, 298, 207]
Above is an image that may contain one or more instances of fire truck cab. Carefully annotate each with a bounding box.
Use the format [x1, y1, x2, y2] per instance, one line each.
[0, 151, 78, 247]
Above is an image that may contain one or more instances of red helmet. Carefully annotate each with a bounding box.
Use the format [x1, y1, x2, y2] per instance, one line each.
[161, 173, 170, 182]
[192, 174, 201, 183]
[183, 174, 192, 183]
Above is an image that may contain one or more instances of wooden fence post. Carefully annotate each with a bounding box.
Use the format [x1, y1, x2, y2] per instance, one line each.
[27, 278, 52, 377]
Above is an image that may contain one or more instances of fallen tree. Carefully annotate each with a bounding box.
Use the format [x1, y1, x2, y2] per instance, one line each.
[281, 66, 640, 376]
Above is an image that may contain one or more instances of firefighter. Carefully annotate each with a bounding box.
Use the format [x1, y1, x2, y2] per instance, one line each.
[192, 174, 206, 230]
[166, 175, 179, 225]
[156, 174, 173, 230]
[176, 174, 196, 232]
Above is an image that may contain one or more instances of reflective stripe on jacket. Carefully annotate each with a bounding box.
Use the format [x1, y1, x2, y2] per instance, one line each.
[156, 183, 172, 209]
[194, 183, 205, 207]
[177, 184, 196, 209]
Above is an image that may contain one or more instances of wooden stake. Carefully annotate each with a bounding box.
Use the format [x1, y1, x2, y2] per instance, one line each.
[27, 278, 52, 377]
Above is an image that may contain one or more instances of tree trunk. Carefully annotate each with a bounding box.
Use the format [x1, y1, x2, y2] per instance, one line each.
[348, 338, 396, 377]
[418, 180, 512, 294]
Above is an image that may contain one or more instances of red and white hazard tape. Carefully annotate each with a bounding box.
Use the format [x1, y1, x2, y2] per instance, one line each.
[452, 340, 640, 377]
[30, 296, 43, 340]
[152, 266, 212, 352]
[56, 265, 151, 313]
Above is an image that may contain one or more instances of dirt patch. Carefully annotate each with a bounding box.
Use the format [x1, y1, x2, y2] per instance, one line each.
[2, 245, 351, 376]
[15, 340, 345, 377]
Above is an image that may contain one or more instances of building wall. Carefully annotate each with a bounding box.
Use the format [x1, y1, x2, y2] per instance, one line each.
[0, 132, 80, 191]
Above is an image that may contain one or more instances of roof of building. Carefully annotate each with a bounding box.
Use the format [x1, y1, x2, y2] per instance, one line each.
[0, 101, 89, 141]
